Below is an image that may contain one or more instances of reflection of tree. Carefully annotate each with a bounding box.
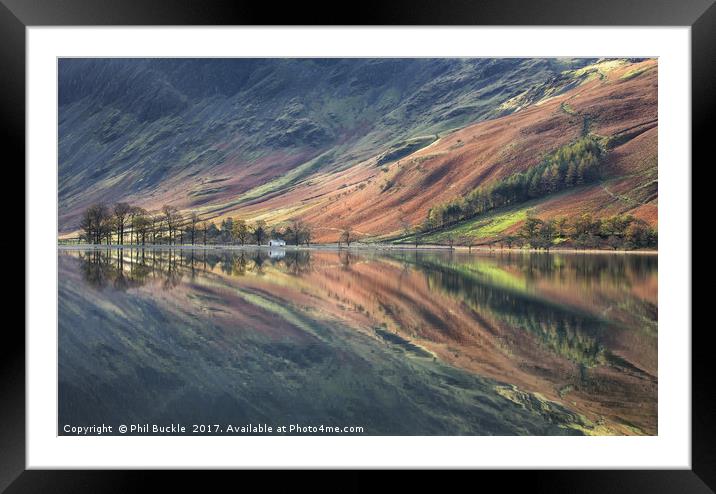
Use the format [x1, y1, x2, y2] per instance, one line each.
[339, 250, 352, 270]
[233, 252, 248, 276]
[250, 252, 266, 275]
[131, 259, 154, 284]
[503, 305, 606, 368]
[508, 252, 657, 289]
[283, 251, 312, 275]
[423, 265, 609, 368]
[78, 249, 186, 291]
[219, 253, 234, 275]
[390, 249, 643, 370]
[78, 249, 319, 284]
[113, 253, 128, 291]
[163, 255, 184, 289]
[391, 249, 655, 293]
[79, 250, 112, 289]
[187, 251, 197, 279]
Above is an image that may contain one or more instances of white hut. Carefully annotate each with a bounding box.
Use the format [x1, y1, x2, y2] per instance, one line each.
[268, 239, 286, 247]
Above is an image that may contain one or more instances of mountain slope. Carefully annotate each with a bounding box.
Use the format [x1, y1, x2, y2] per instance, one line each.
[58, 58, 657, 244]
[58, 58, 596, 233]
[230, 59, 657, 242]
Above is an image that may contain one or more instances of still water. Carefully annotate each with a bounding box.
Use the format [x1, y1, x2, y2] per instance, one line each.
[58, 248, 657, 435]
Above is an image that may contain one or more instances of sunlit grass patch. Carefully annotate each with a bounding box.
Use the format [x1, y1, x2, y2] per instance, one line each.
[568, 59, 627, 81]
[421, 205, 530, 243]
[560, 102, 577, 115]
[620, 66, 651, 81]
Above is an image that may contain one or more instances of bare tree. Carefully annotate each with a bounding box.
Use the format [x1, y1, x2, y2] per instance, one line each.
[188, 212, 200, 245]
[232, 219, 249, 246]
[79, 209, 93, 244]
[340, 226, 355, 248]
[446, 233, 455, 250]
[175, 211, 186, 245]
[113, 202, 132, 245]
[80, 203, 111, 244]
[200, 221, 209, 245]
[400, 217, 413, 246]
[290, 219, 306, 246]
[128, 206, 145, 244]
[150, 213, 161, 245]
[102, 216, 115, 245]
[459, 235, 475, 252]
[253, 220, 267, 246]
[162, 205, 180, 245]
[130, 208, 149, 245]
[132, 209, 151, 245]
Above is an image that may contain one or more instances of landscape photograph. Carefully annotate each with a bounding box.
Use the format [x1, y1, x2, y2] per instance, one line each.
[58, 57, 657, 436]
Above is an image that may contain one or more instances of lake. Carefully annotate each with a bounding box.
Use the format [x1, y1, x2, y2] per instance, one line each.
[58, 247, 657, 435]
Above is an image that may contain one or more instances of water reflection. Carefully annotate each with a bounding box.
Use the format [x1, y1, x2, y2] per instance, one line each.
[76, 248, 316, 286]
[59, 247, 657, 435]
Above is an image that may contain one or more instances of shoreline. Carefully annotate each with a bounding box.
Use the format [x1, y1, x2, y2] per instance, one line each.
[57, 243, 658, 255]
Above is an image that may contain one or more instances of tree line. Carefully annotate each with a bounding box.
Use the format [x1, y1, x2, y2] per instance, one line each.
[422, 136, 603, 230]
[503, 213, 657, 250]
[78, 202, 313, 246]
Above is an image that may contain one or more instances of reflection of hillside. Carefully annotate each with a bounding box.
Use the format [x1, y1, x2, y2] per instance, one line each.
[63, 248, 657, 435]
[394, 251, 658, 374]
[60, 250, 587, 436]
[291, 251, 657, 435]
[421, 266, 608, 368]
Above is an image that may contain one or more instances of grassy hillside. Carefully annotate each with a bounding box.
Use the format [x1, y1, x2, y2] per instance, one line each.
[417, 202, 535, 244]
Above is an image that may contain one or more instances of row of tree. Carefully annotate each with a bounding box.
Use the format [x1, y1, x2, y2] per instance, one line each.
[506, 213, 657, 250]
[78, 202, 314, 246]
[423, 137, 603, 230]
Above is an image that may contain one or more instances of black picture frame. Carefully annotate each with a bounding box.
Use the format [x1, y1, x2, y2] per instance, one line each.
[3, 0, 710, 491]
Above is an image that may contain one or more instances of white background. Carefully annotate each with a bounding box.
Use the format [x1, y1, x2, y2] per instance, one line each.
[27, 27, 691, 469]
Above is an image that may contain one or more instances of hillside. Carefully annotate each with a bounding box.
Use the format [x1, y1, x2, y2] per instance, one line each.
[58, 58, 657, 244]
[59, 57, 596, 234]
[235, 59, 657, 243]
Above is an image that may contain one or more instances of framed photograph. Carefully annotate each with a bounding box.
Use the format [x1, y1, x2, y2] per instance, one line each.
[6, 0, 710, 489]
